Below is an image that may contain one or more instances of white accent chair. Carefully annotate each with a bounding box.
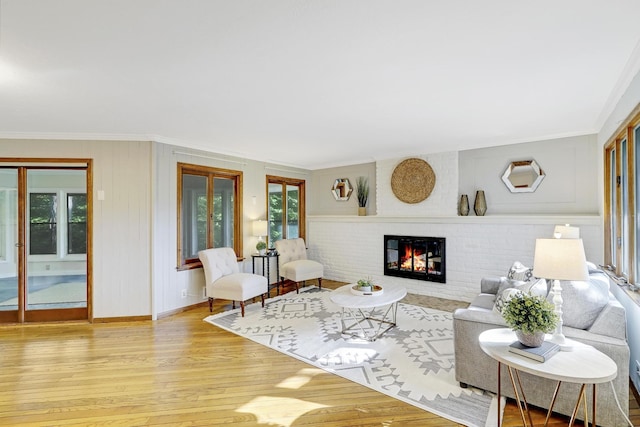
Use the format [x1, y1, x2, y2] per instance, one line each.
[198, 247, 268, 317]
[275, 238, 323, 293]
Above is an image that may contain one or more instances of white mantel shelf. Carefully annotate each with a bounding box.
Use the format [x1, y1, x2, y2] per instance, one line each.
[308, 215, 601, 225]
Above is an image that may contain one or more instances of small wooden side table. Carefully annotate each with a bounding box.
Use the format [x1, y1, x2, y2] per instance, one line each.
[478, 328, 617, 427]
[251, 253, 280, 296]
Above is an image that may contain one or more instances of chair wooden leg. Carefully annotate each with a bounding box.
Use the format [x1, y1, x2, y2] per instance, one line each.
[261, 294, 265, 307]
[208, 297, 213, 312]
[318, 278, 322, 289]
[232, 301, 236, 309]
[240, 301, 245, 317]
[295, 282, 299, 293]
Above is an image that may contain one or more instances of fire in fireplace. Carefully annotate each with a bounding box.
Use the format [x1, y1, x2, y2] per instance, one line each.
[384, 235, 446, 283]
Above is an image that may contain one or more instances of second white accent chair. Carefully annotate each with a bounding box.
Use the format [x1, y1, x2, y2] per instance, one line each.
[198, 247, 268, 317]
[275, 238, 323, 293]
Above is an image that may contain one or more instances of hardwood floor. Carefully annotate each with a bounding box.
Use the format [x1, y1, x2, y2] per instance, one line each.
[0, 280, 637, 426]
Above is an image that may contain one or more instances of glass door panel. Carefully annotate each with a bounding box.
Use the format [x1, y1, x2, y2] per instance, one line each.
[26, 169, 87, 313]
[0, 169, 18, 319]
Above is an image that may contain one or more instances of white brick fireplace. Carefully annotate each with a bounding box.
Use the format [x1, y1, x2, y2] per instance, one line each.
[307, 152, 602, 302]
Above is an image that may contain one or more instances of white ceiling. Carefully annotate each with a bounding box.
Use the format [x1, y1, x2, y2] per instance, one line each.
[1, 1, 640, 169]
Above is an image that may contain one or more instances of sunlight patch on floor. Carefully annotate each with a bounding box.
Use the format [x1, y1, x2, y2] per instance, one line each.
[236, 395, 329, 426]
[275, 367, 325, 389]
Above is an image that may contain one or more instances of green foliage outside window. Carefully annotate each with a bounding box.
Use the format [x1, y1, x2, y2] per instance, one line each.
[268, 189, 299, 242]
[67, 193, 87, 254]
[29, 193, 57, 255]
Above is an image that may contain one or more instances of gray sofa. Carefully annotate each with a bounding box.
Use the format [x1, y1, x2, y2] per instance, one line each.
[453, 263, 630, 426]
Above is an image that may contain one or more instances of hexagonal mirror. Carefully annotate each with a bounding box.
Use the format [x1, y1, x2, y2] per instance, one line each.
[501, 160, 545, 193]
[331, 178, 353, 201]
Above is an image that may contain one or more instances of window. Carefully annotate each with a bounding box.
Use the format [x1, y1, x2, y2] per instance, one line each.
[29, 193, 57, 255]
[67, 193, 87, 254]
[28, 191, 87, 256]
[177, 163, 242, 268]
[266, 175, 305, 247]
[604, 108, 640, 284]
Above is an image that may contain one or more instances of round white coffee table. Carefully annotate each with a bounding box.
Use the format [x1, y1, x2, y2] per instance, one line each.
[479, 328, 617, 427]
[330, 283, 407, 341]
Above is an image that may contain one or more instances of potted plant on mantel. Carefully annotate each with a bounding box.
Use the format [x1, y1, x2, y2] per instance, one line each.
[501, 292, 558, 347]
[356, 176, 369, 216]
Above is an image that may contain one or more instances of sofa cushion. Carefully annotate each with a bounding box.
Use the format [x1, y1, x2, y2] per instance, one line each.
[507, 261, 533, 281]
[549, 271, 610, 330]
[470, 293, 497, 310]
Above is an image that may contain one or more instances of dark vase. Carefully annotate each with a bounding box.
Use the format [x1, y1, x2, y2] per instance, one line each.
[474, 190, 487, 216]
[458, 194, 469, 216]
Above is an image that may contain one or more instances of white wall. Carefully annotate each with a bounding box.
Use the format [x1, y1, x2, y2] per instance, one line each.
[0, 133, 607, 317]
[151, 143, 308, 317]
[308, 140, 602, 302]
[459, 134, 599, 215]
[0, 139, 152, 319]
[308, 162, 376, 216]
[376, 152, 458, 216]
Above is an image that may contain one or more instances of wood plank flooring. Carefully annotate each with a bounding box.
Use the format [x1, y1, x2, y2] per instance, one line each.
[0, 279, 637, 426]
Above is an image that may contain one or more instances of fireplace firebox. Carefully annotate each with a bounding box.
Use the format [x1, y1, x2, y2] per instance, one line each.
[384, 235, 446, 283]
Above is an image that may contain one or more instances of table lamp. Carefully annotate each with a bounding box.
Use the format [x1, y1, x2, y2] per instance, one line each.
[553, 224, 580, 239]
[252, 220, 268, 241]
[532, 235, 588, 351]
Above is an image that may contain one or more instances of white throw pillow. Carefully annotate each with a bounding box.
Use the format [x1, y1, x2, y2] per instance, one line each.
[493, 288, 523, 314]
[507, 261, 533, 282]
[548, 271, 610, 330]
[493, 278, 548, 314]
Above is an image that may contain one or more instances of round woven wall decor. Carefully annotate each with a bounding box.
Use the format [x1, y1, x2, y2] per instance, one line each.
[391, 158, 436, 203]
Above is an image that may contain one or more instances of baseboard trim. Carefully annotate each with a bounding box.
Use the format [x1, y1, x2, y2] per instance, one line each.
[91, 301, 209, 323]
[157, 301, 209, 319]
[92, 315, 152, 323]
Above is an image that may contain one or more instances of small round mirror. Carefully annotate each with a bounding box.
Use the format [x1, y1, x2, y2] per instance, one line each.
[501, 160, 545, 193]
[331, 178, 353, 201]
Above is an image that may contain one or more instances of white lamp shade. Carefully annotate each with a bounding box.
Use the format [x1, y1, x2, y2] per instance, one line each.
[553, 224, 580, 239]
[252, 220, 268, 237]
[532, 238, 589, 281]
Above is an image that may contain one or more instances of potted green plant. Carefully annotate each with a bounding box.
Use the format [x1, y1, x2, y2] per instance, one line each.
[501, 292, 558, 347]
[256, 240, 267, 255]
[356, 278, 373, 292]
[356, 176, 369, 216]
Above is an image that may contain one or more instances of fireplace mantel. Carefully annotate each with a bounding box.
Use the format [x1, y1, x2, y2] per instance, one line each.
[308, 214, 600, 225]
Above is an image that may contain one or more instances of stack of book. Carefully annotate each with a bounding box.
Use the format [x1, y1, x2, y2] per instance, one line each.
[508, 340, 560, 362]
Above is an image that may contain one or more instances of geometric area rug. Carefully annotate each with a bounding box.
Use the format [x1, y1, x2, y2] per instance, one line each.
[204, 287, 503, 427]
